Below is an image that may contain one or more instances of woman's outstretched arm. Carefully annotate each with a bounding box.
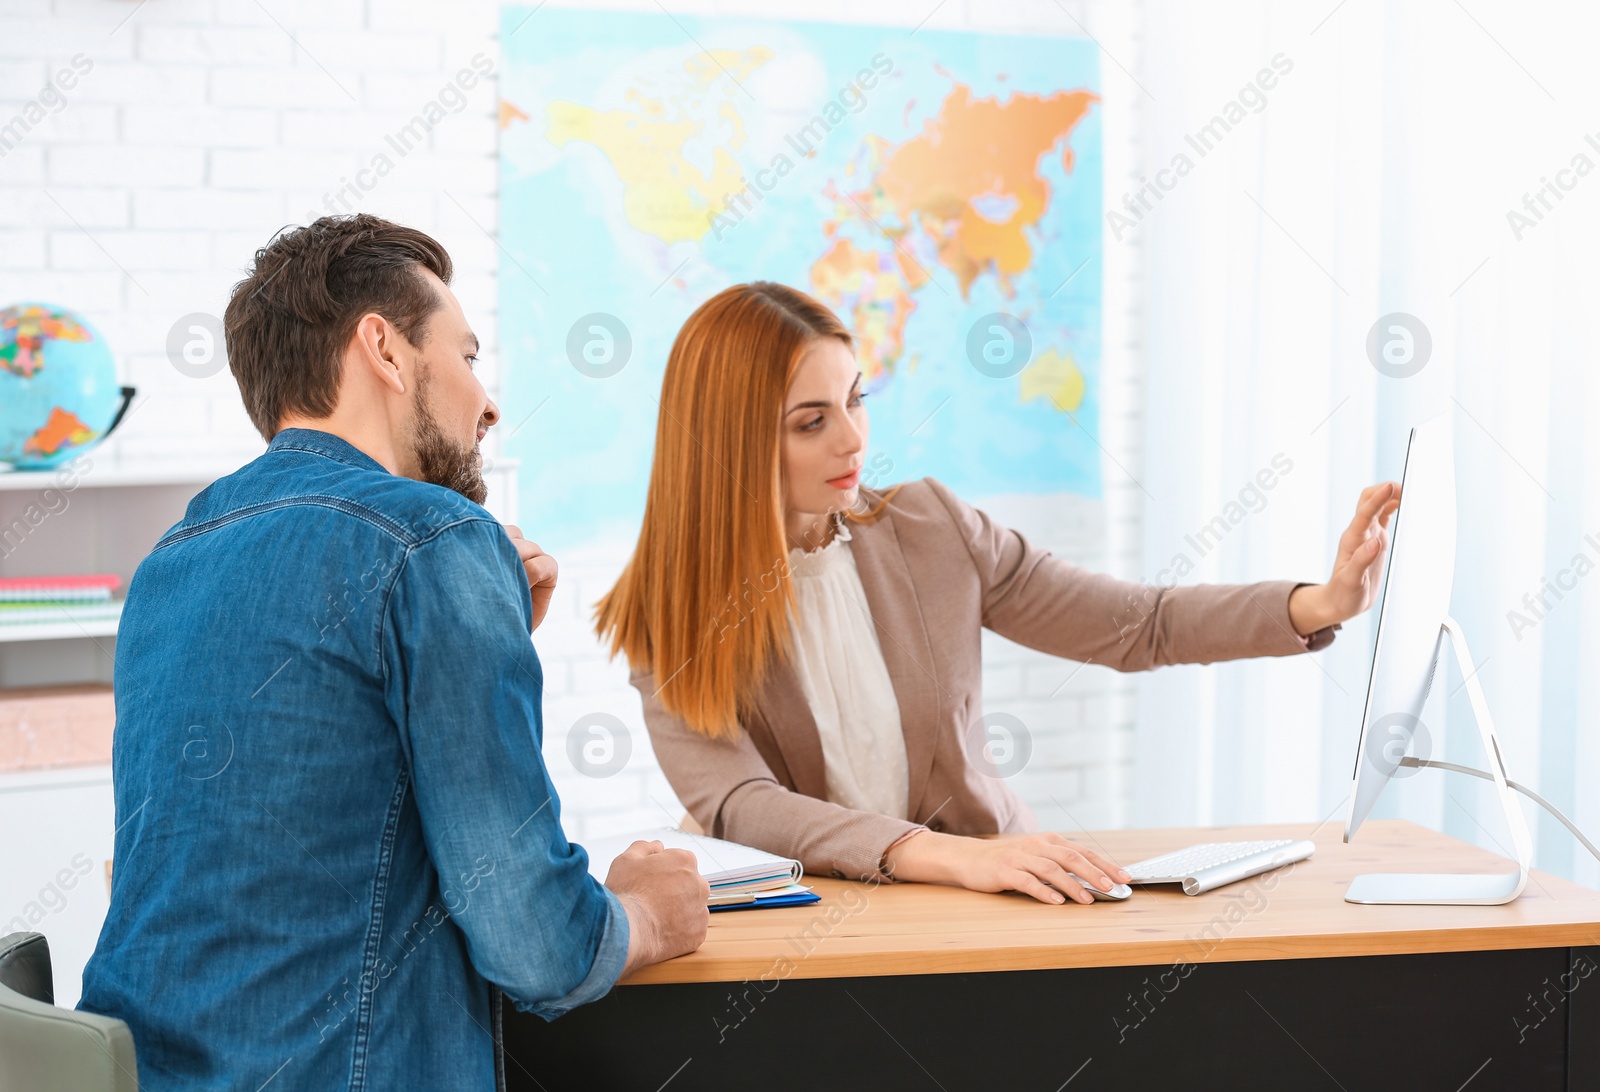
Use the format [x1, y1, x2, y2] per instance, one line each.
[920, 477, 1396, 670]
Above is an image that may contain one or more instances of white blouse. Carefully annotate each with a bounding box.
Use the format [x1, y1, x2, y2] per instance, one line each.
[785, 521, 910, 819]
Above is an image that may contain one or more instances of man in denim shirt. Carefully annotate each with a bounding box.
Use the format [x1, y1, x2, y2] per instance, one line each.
[79, 215, 708, 1090]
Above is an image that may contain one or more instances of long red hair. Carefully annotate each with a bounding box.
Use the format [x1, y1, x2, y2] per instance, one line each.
[594, 283, 853, 739]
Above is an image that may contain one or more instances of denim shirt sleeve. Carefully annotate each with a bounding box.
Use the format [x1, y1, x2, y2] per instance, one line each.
[381, 515, 629, 1020]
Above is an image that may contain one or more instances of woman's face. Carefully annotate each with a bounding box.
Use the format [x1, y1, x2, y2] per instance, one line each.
[780, 338, 869, 529]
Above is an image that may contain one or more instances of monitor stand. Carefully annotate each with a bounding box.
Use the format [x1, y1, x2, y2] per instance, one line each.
[1345, 616, 1532, 905]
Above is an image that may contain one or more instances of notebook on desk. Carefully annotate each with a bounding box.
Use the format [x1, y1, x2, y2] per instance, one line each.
[580, 826, 821, 912]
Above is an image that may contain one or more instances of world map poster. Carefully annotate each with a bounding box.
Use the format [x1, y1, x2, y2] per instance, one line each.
[497, 11, 1103, 552]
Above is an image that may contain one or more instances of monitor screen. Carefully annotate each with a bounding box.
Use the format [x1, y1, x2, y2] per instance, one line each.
[1344, 414, 1457, 841]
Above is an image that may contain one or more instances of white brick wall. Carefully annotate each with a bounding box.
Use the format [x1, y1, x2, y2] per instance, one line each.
[0, 0, 1146, 844]
[1, 0, 503, 463]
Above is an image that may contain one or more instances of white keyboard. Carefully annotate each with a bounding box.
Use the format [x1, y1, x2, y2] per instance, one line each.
[1125, 839, 1316, 896]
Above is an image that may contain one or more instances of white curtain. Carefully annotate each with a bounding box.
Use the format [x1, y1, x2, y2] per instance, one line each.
[1132, 0, 1599, 888]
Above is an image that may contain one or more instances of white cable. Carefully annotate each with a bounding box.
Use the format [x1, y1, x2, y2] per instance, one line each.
[1398, 756, 1600, 863]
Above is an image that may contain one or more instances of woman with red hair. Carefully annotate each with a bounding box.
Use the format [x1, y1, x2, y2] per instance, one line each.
[596, 282, 1397, 904]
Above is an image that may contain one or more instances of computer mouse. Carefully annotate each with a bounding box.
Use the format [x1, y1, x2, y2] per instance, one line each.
[1066, 873, 1133, 901]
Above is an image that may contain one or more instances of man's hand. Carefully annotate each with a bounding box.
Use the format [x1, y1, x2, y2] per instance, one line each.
[604, 840, 709, 977]
[502, 524, 558, 631]
[1289, 482, 1401, 635]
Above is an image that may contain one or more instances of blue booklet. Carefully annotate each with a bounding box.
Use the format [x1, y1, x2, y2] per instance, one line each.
[710, 885, 822, 912]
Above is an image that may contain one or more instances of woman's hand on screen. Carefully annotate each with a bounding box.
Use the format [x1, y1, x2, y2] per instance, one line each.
[1290, 481, 1401, 634]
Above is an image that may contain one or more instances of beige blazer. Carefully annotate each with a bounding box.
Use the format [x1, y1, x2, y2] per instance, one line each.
[630, 478, 1334, 882]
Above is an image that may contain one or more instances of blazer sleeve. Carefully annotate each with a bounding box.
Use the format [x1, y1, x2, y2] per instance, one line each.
[922, 478, 1337, 669]
[632, 669, 923, 882]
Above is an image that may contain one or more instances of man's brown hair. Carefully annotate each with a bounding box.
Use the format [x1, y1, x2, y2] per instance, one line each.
[224, 214, 453, 440]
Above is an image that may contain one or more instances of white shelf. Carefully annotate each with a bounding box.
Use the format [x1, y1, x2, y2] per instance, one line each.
[0, 762, 112, 791]
[0, 606, 122, 643]
[0, 461, 249, 491]
[0, 620, 119, 643]
[0, 455, 517, 491]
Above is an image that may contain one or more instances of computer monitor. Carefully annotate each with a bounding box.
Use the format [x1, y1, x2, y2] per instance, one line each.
[1345, 415, 1456, 838]
[1342, 413, 1532, 905]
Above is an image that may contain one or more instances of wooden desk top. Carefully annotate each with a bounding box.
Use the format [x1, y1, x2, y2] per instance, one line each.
[621, 820, 1600, 986]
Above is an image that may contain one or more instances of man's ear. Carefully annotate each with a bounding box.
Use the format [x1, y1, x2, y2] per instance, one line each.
[351, 312, 408, 396]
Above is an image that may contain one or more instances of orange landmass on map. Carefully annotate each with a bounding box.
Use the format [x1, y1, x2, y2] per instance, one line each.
[23, 407, 95, 458]
[877, 84, 1098, 297]
[809, 81, 1097, 384]
[499, 100, 530, 129]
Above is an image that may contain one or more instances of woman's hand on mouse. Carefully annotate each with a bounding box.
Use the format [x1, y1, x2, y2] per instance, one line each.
[883, 830, 1132, 905]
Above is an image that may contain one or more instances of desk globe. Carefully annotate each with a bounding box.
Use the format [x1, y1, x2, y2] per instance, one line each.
[0, 302, 134, 470]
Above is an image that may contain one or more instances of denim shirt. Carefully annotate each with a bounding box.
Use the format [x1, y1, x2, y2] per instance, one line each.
[79, 428, 628, 1091]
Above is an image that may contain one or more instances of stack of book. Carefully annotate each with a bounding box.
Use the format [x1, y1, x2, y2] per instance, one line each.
[582, 827, 821, 912]
[0, 575, 124, 627]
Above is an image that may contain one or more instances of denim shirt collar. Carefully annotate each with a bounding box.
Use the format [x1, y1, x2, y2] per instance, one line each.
[269, 427, 390, 476]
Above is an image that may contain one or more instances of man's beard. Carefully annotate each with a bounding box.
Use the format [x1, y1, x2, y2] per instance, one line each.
[411, 366, 488, 504]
